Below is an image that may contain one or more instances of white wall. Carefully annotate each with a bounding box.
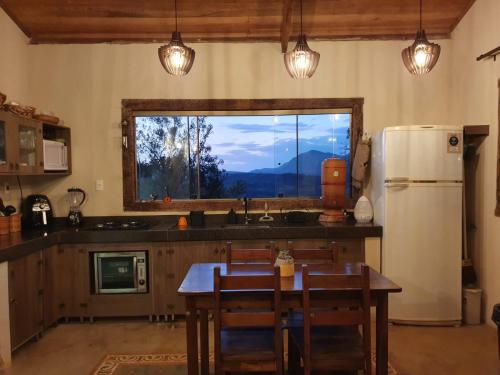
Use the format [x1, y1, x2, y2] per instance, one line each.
[450, 0, 500, 325]
[0, 10, 30, 366]
[20, 39, 452, 216]
[0, 10, 32, 211]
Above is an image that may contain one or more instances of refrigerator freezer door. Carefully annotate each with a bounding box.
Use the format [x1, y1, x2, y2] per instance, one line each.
[384, 127, 463, 181]
[383, 182, 462, 323]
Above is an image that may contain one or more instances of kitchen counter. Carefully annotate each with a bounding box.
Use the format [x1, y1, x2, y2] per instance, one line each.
[0, 218, 382, 263]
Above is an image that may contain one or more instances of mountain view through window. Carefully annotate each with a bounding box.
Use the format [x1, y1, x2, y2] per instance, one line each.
[135, 113, 351, 200]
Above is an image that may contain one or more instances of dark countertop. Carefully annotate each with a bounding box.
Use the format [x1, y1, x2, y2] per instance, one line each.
[0, 217, 382, 263]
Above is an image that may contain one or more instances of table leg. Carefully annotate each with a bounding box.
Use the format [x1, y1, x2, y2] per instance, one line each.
[200, 309, 209, 375]
[186, 297, 199, 375]
[376, 294, 389, 375]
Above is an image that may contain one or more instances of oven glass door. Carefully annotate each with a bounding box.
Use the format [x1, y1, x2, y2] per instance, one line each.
[97, 254, 137, 293]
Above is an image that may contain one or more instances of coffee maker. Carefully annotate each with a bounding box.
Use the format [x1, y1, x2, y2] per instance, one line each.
[66, 187, 86, 226]
[22, 195, 54, 229]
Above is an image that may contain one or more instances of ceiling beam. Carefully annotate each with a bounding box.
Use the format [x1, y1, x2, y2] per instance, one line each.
[280, 0, 294, 53]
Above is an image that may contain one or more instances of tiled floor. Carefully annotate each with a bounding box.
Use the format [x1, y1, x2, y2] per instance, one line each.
[1, 319, 499, 374]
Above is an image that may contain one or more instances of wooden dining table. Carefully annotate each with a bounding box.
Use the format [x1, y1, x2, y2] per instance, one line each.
[178, 262, 402, 375]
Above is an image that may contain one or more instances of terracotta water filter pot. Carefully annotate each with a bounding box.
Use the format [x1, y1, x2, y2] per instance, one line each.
[319, 158, 346, 223]
[321, 158, 346, 208]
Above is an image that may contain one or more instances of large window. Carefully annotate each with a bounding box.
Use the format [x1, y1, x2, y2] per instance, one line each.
[122, 99, 363, 211]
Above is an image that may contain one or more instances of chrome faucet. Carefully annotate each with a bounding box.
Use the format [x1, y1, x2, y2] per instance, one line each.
[243, 197, 252, 224]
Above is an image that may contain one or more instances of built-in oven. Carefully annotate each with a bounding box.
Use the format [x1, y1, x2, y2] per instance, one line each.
[93, 251, 148, 294]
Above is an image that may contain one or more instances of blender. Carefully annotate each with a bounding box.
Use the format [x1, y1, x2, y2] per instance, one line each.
[66, 187, 86, 226]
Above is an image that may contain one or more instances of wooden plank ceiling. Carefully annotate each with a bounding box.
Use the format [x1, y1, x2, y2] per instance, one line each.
[0, 0, 475, 47]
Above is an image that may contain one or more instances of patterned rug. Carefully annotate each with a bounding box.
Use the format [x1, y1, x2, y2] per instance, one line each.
[92, 353, 397, 374]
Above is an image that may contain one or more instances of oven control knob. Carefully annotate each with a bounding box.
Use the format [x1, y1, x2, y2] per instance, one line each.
[139, 279, 145, 285]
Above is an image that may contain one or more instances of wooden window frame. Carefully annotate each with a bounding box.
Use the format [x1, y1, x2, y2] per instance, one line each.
[121, 98, 364, 212]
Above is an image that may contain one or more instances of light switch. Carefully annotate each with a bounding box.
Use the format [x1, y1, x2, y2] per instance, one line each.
[95, 179, 104, 191]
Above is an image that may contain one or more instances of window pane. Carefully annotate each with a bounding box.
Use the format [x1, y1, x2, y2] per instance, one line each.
[135, 116, 190, 200]
[206, 115, 297, 198]
[272, 115, 298, 197]
[190, 116, 227, 199]
[298, 114, 351, 197]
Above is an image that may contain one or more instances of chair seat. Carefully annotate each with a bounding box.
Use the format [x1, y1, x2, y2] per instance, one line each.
[221, 328, 276, 361]
[289, 326, 365, 368]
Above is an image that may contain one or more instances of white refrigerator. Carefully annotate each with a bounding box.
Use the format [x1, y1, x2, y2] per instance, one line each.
[371, 125, 463, 325]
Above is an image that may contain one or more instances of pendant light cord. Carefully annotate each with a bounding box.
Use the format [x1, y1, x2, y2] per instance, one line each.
[300, 0, 303, 35]
[174, 0, 178, 32]
[419, 0, 422, 31]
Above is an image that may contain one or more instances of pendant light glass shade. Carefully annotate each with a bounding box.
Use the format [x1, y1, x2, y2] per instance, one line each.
[402, 30, 440, 75]
[158, 31, 195, 76]
[284, 34, 320, 79]
[402, 0, 440, 75]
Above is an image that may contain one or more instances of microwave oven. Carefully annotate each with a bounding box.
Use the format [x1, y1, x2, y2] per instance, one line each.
[43, 139, 68, 171]
[93, 251, 148, 294]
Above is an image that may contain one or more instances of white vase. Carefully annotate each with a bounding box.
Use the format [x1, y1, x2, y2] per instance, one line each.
[354, 196, 373, 223]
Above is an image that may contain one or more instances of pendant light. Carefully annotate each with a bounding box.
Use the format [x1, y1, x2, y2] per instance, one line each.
[284, 0, 320, 79]
[158, 0, 195, 76]
[401, 0, 440, 75]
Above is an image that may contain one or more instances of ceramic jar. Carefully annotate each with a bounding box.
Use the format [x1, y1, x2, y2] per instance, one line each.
[354, 196, 373, 223]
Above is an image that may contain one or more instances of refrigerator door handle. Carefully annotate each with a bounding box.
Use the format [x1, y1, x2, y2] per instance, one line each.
[388, 177, 409, 182]
[385, 183, 409, 188]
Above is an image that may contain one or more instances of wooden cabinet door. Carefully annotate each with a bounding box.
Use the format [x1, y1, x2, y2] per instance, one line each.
[0, 112, 21, 174]
[13, 117, 43, 175]
[43, 245, 73, 327]
[168, 241, 221, 315]
[71, 246, 90, 318]
[58, 245, 90, 318]
[8, 251, 43, 350]
[0, 113, 13, 173]
[151, 245, 169, 317]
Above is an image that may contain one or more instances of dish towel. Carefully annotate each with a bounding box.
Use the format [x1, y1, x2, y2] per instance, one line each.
[352, 139, 370, 190]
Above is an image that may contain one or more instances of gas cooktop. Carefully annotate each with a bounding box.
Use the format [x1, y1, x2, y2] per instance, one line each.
[85, 220, 150, 231]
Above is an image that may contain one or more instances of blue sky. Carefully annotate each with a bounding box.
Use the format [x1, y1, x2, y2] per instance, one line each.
[206, 114, 351, 172]
[136, 113, 351, 173]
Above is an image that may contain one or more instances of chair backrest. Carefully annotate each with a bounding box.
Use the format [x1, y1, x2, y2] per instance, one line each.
[288, 241, 339, 264]
[213, 266, 283, 372]
[302, 264, 371, 373]
[225, 241, 277, 265]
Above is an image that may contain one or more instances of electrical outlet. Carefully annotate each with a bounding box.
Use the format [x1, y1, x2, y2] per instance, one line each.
[95, 179, 104, 191]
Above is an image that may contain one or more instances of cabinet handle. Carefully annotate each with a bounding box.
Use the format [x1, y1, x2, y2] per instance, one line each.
[220, 248, 226, 255]
[80, 303, 88, 308]
[167, 249, 174, 255]
[166, 273, 174, 279]
[78, 249, 84, 253]
[58, 248, 64, 254]
[158, 250, 163, 256]
[39, 161, 44, 167]
[15, 163, 19, 170]
[214, 248, 219, 255]
[9, 270, 15, 279]
[9, 162, 13, 171]
[38, 289, 44, 296]
[167, 304, 175, 310]
[9, 298, 16, 304]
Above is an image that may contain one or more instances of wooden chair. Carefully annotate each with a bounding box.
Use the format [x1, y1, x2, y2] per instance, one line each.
[288, 264, 372, 375]
[287, 240, 339, 264]
[213, 266, 284, 374]
[225, 241, 277, 265]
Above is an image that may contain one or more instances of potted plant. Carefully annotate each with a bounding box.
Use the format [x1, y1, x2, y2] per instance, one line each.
[274, 249, 295, 277]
